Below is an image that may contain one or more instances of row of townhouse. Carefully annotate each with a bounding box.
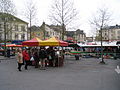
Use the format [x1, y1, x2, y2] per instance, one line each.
[30, 22, 64, 40]
[66, 29, 86, 42]
[30, 23, 87, 42]
[96, 24, 120, 41]
[0, 13, 87, 42]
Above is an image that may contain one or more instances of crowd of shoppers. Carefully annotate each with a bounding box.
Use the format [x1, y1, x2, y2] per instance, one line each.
[16, 47, 63, 71]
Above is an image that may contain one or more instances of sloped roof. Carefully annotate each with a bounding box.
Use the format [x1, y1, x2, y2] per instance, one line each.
[103, 25, 120, 30]
[29, 26, 40, 31]
[48, 25, 62, 32]
[0, 12, 28, 24]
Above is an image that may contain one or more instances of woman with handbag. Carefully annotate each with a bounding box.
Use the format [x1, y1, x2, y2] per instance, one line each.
[16, 48, 23, 71]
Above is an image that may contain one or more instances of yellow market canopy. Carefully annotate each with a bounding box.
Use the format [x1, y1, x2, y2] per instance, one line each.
[40, 37, 68, 46]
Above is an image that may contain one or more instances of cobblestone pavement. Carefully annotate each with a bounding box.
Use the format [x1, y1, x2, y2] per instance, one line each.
[0, 55, 120, 90]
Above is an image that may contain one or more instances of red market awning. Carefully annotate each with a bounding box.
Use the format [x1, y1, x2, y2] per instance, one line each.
[22, 37, 42, 46]
[2, 44, 22, 47]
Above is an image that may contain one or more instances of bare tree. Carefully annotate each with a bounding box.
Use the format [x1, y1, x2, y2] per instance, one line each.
[0, 0, 16, 14]
[24, 0, 37, 39]
[90, 7, 111, 64]
[49, 0, 79, 40]
[0, 0, 16, 57]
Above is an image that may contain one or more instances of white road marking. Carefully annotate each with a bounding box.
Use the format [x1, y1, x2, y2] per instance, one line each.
[115, 65, 120, 74]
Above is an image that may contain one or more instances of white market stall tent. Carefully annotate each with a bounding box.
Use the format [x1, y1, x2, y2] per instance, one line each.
[77, 41, 118, 47]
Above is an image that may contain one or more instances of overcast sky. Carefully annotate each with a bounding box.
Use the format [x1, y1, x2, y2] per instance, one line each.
[13, 0, 120, 36]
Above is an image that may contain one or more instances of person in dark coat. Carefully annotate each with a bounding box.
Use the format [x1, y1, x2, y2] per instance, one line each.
[39, 47, 47, 70]
[50, 47, 56, 66]
[46, 47, 56, 67]
[33, 49, 39, 68]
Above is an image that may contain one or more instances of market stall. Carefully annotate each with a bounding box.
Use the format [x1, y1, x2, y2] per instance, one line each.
[22, 37, 68, 67]
[40, 37, 68, 67]
[77, 42, 118, 59]
[2, 44, 23, 56]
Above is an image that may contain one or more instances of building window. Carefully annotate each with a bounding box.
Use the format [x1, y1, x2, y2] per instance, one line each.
[6, 24, 9, 30]
[111, 29, 114, 33]
[7, 32, 11, 40]
[0, 33, 2, 39]
[0, 24, 2, 31]
[117, 31, 120, 34]
[46, 32, 49, 37]
[15, 25, 18, 31]
[0, 24, 2, 28]
[117, 36, 120, 39]
[21, 34, 25, 40]
[21, 26, 25, 31]
[53, 32, 54, 35]
[15, 33, 18, 40]
[104, 33, 107, 36]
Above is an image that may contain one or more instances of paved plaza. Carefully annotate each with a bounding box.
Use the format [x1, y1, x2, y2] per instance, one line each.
[0, 55, 120, 90]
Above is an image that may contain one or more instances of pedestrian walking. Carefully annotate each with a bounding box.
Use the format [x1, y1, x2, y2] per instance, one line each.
[23, 49, 30, 70]
[16, 48, 23, 71]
